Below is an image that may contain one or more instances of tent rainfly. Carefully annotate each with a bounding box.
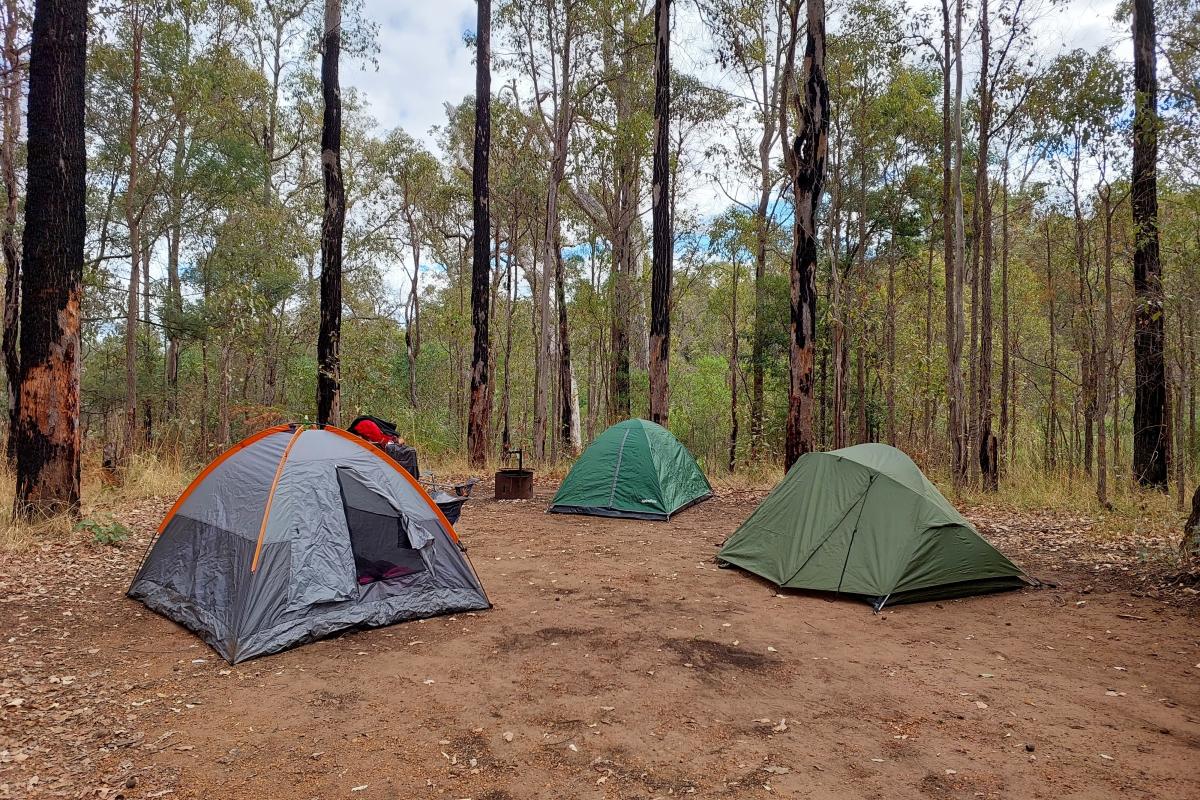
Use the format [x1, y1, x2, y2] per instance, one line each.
[549, 418, 712, 520]
[717, 443, 1033, 610]
[128, 425, 490, 663]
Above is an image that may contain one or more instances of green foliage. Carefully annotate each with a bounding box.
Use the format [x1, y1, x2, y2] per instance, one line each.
[76, 517, 131, 547]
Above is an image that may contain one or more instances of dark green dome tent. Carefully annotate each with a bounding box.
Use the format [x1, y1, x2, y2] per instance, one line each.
[549, 418, 712, 520]
[718, 444, 1033, 610]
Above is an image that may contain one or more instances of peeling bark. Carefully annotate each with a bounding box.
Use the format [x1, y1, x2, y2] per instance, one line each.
[14, 0, 86, 518]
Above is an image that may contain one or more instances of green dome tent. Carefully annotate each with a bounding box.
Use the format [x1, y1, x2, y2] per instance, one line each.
[718, 444, 1033, 610]
[549, 419, 712, 520]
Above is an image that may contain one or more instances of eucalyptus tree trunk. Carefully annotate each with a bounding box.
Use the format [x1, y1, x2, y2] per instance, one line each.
[783, 0, 827, 469]
[317, 0, 344, 427]
[999, 147, 1011, 468]
[1045, 220, 1058, 472]
[554, 237, 577, 455]
[976, 0, 997, 490]
[1131, 0, 1168, 489]
[1097, 187, 1115, 506]
[467, 0, 492, 468]
[123, 6, 144, 458]
[403, 194, 422, 409]
[941, 0, 966, 486]
[729, 255, 740, 472]
[14, 0, 86, 517]
[648, 0, 672, 428]
[2, 0, 23, 465]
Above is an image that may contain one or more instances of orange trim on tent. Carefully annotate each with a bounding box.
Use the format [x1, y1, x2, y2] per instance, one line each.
[156, 425, 292, 534]
[251, 426, 305, 572]
[325, 426, 462, 543]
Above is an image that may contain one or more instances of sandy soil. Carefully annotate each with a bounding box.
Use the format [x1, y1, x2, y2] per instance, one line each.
[2, 488, 1198, 800]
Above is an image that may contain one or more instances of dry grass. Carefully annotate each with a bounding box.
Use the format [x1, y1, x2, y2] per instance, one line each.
[950, 464, 1193, 542]
[0, 450, 191, 553]
[0, 438, 1191, 554]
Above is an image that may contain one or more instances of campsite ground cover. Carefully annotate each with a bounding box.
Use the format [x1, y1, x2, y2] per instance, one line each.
[1, 487, 1198, 800]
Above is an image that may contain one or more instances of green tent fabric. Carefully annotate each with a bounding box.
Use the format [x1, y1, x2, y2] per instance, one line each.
[549, 419, 712, 520]
[717, 443, 1033, 610]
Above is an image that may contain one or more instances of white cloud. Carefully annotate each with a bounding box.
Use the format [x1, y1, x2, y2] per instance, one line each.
[344, 0, 479, 146]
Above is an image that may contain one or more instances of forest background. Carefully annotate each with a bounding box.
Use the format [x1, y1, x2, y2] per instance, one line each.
[1, 0, 1196, 526]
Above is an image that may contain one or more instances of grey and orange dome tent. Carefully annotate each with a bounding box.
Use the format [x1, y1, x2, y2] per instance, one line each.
[128, 424, 490, 663]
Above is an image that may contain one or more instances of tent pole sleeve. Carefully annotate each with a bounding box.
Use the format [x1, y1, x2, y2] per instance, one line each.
[251, 426, 305, 572]
[607, 429, 632, 508]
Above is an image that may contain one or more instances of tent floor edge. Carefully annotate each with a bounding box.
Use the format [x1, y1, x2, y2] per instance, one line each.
[548, 504, 671, 521]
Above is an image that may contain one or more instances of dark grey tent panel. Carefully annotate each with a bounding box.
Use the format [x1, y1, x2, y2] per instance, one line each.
[129, 425, 490, 663]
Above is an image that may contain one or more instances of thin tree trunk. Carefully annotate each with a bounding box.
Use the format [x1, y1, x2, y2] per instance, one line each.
[977, 0, 997, 490]
[1046, 219, 1058, 473]
[404, 201, 421, 409]
[886, 240, 896, 447]
[729, 254, 740, 472]
[554, 230, 576, 455]
[949, 0, 967, 486]
[467, 0, 492, 468]
[1097, 187, 1115, 506]
[317, 0, 344, 427]
[999, 148, 1011, 468]
[13, 0, 86, 517]
[1131, 0, 1168, 488]
[648, 0, 671, 427]
[123, 7, 144, 459]
[924, 218, 935, 454]
[2, 0, 23, 466]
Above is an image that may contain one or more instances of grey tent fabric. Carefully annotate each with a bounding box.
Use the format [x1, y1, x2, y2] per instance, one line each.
[128, 425, 490, 663]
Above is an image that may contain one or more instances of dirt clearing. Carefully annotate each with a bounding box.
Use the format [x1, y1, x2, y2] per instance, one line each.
[2, 489, 1198, 799]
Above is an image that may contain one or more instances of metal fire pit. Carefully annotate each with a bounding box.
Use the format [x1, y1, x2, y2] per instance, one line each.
[495, 448, 534, 500]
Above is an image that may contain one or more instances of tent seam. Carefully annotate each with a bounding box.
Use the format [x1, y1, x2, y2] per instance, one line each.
[251, 426, 305, 573]
[779, 465, 874, 587]
[607, 428, 632, 508]
[835, 474, 876, 596]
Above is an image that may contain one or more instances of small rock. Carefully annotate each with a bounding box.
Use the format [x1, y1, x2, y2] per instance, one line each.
[502, 732, 514, 743]
[1025, 743, 1035, 753]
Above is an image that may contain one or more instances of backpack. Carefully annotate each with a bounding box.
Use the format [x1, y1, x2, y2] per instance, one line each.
[349, 414, 400, 440]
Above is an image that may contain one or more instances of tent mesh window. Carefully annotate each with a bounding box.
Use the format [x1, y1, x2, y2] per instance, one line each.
[336, 467, 426, 584]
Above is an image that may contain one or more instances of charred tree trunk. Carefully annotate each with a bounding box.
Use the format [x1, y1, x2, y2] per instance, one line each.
[784, 0, 827, 470]
[648, 0, 671, 428]
[14, 0, 86, 517]
[467, 0, 491, 468]
[729, 256, 740, 472]
[317, 0, 344, 427]
[977, 0, 997, 490]
[1131, 0, 1168, 489]
[554, 238, 576, 455]
[1097, 187, 1116, 506]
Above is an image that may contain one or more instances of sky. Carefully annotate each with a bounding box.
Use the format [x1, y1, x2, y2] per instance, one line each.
[340, 0, 1130, 292]
[345, 0, 1129, 146]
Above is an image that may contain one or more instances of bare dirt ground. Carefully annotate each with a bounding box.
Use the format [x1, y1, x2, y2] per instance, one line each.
[2, 486, 1198, 800]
